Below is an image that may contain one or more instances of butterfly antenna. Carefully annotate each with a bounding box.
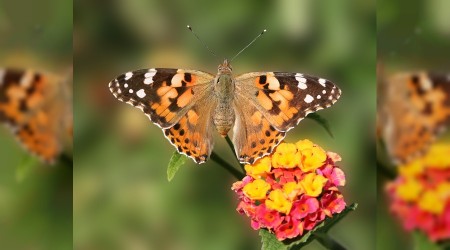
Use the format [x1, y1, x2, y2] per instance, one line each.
[230, 29, 267, 62]
[187, 25, 218, 58]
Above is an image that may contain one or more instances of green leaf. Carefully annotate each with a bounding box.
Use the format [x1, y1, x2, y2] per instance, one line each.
[167, 151, 188, 182]
[306, 113, 334, 138]
[260, 203, 357, 250]
[412, 231, 441, 250]
[260, 229, 287, 250]
[16, 155, 40, 182]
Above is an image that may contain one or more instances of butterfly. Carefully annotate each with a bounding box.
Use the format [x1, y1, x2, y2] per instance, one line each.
[109, 59, 341, 164]
[0, 68, 73, 164]
[378, 71, 450, 165]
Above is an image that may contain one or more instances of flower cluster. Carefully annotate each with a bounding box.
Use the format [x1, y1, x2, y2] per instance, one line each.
[232, 139, 347, 241]
[387, 143, 450, 242]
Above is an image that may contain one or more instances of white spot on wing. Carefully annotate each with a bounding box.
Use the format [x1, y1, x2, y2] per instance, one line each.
[304, 94, 314, 103]
[125, 72, 133, 80]
[124, 83, 129, 88]
[317, 95, 321, 99]
[136, 89, 146, 98]
[295, 73, 307, 89]
[322, 90, 326, 94]
[129, 89, 134, 93]
[144, 68, 157, 85]
[318, 78, 326, 87]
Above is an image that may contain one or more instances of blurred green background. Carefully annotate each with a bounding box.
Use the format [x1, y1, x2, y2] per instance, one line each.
[74, 0, 375, 249]
[377, 0, 450, 249]
[0, 0, 72, 249]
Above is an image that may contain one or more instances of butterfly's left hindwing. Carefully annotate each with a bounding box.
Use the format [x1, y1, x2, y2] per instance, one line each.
[233, 72, 341, 163]
[0, 68, 72, 164]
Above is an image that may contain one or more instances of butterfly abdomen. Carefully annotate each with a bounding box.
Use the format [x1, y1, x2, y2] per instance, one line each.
[213, 73, 235, 137]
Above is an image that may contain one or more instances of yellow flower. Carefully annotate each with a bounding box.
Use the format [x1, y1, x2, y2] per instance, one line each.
[300, 173, 328, 197]
[296, 139, 327, 172]
[423, 144, 450, 169]
[398, 160, 424, 177]
[436, 183, 450, 200]
[265, 189, 293, 214]
[419, 190, 444, 214]
[396, 179, 423, 202]
[271, 143, 301, 169]
[283, 181, 303, 200]
[243, 179, 271, 200]
[300, 146, 327, 172]
[296, 139, 314, 151]
[245, 157, 272, 179]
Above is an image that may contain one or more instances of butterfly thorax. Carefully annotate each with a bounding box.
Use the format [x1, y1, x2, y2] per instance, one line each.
[213, 60, 235, 137]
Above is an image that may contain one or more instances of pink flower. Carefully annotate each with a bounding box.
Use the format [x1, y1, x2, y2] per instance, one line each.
[291, 196, 319, 220]
[321, 191, 346, 217]
[275, 217, 303, 241]
[255, 204, 284, 229]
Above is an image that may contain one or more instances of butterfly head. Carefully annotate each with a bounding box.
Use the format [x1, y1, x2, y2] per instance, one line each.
[218, 59, 232, 74]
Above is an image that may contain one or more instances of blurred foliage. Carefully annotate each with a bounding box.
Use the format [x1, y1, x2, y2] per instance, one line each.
[74, 0, 375, 249]
[0, 0, 72, 249]
[377, 0, 450, 249]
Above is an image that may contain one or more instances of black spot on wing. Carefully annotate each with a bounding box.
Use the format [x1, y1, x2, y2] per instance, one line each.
[259, 75, 267, 84]
[184, 73, 192, 82]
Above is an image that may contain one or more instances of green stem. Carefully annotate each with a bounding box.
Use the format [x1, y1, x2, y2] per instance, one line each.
[225, 135, 245, 172]
[210, 152, 244, 180]
[314, 232, 346, 250]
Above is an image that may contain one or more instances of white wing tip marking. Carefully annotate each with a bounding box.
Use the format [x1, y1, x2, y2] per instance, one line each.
[304, 94, 314, 103]
[136, 89, 146, 98]
[295, 73, 308, 89]
[144, 68, 157, 85]
[124, 72, 133, 81]
[318, 78, 326, 87]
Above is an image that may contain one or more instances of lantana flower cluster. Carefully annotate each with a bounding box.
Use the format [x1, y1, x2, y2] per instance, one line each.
[387, 143, 450, 242]
[232, 139, 347, 241]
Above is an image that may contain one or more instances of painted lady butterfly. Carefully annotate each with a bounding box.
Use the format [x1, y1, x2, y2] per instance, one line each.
[0, 68, 73, 164]
[109, 59, 341, 164]
[378, 71, 450, 164]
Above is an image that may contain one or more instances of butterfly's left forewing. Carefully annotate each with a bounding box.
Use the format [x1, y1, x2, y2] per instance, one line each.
[233, 72, 341, 164]
[109, 68, 216, 163]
